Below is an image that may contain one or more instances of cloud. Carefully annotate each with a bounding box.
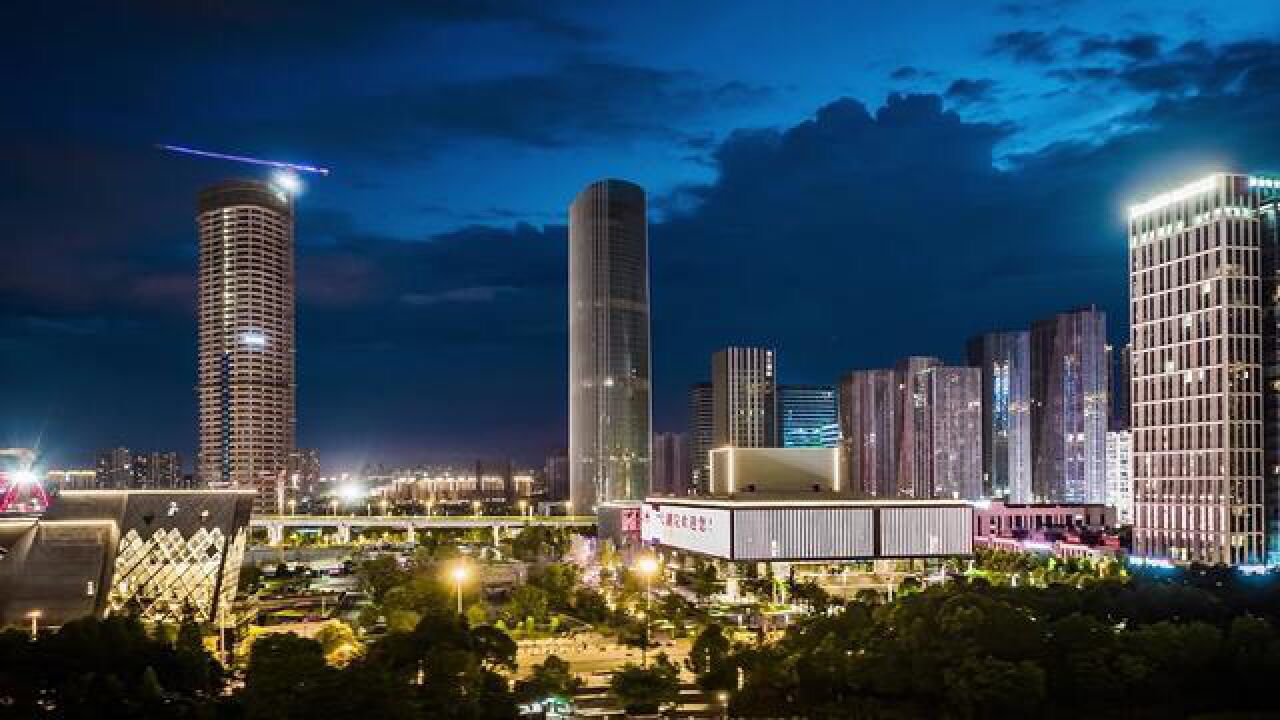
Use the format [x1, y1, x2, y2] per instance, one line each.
[989, 29, 1073, 63]
[1077, 32, 1162, 61]
[890, 66, 935, 81]
[402, 286, 520, 305]
[945, 78, 998, 104]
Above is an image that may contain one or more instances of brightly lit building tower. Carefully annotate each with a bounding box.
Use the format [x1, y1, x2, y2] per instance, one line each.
[196, 180, 296, 491]
[1130, 173, 1280, 565]
[779, 384, 840, 448]
[568, 179, 651, 512]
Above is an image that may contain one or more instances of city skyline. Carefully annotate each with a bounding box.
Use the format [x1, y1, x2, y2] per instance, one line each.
[5, 3, 1280, 469]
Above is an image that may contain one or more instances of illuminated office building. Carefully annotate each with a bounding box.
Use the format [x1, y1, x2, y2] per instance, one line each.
[712, 347, 777, 448]
[967, 331, 1032, 501]
[1130, 173, 1280, 564]
[688, 382, 714, 494]
[568, 179, 651, 512]
[841, 368, 899, 497]
[196, 180, 296, 488]
[779, 384, 839, 448]
[1106, 429, 1133, 525]
[1030, 306, 1108, 504]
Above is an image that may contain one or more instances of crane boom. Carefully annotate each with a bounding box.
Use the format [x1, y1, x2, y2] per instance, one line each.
[157, 144, 330, 176]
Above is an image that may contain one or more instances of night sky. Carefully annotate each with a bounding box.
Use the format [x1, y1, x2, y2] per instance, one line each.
[4, 1, 1280, 471]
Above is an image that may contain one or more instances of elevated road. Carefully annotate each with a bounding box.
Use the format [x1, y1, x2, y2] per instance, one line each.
[250, 514, 595, 544]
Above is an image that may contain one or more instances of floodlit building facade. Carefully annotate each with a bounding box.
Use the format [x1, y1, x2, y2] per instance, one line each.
[568, 179, 651, 512]
[1030, 306, 1109, 504]
[712, 347, 778, 449]
[1130, 173, 1280, 565]
[779, 384, 840, 448]
[196, 180, 296, 489]
[967, 331, 1032, 502]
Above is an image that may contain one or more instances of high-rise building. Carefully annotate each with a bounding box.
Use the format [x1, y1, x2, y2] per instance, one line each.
[131, 451, 184, 489]
[1030, 306, 1108, 504]
[1263, 191, 1280, 564]
[196, 180, 296, 488]
[568, 179, 651, 512]
[840, 368, 899, 497]
[967, 332, 1032, 501]
[841, 359, 981, 500]
[896, 356, 940, 499]
[544, 452, 569, 502]
[779, 384, 839, 448]
[286, 448, 321, 512]
[95, 447, 133, 489]
[652, 432, 690, 496]
[1106, 430, 1133, 525]
[927, 366, 984, 501]
[1131, 173, 1280, 565]
[1112, 343, 1132, 430]
[95, 448, 184, 489]
[712, 347, 777, 449]
[688, 383, 714, 494]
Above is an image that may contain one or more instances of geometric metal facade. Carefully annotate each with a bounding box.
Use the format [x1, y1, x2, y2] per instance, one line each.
[0, 489, 253, 628]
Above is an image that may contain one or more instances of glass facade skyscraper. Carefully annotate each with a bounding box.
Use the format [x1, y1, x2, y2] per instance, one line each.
[568, 179, 651, 512]
[779, 384, 839, 448]
[688, 382, 714, 494]
[967, 331, 1032, 501]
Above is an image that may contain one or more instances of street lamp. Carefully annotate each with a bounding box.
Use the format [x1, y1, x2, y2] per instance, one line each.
[26, 610, 41, 640]
[472, 500, 482, 517]
[634, 555, 660, 667]
[518, 499, 527, 518]
[717, 691, 729, 719]
[450, 564, 470, 615]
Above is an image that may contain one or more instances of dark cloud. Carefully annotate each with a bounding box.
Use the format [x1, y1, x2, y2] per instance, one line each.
[890, 66, 934, 81]
[989, 29, 1073, 63]
[945, 78, 998, 104]
[1077, 32, 1162, 61]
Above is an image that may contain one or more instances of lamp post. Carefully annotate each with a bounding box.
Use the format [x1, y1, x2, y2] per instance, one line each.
[634, 555, 660, 667]
[451, 564, 469, 615]
[472, 500, 482, 518]
[26, 610, 40, 641]
[518, 499, 528, 519]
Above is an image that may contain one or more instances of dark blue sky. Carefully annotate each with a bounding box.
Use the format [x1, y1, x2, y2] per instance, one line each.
[4, 1, 1280, 470]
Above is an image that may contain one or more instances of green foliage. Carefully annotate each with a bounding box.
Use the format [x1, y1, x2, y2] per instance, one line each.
[0, 615, 225, 719]
[686, 623, 735, 693]
[510, 526, 571, 562]
[719, 578, 1280, 718]
[505, 585, 551, 625]
[571, 587, 610, 624]
[513, 654, 583, 702]
[608, 654, 681, 714]
[526, 563, 579, 613]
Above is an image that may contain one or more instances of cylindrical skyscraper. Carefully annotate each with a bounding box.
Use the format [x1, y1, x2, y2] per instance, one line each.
[568, 179, 651, 512]
[196, 180, 296, 494]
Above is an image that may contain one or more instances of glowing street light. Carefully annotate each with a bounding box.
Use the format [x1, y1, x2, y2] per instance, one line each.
[450, 564, 470, 615]
[26, 610, 41, 640]
[518, 499, 528, 518]
[634, 554, 661, 667]
[472, 500, 482, 517]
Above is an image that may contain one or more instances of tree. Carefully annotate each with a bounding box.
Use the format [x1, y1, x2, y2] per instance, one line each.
[356, 554, 406, 604]
[609, 654, 681, 714]
[685, 623, 735, 693]
[242, 633, 332, 720]
[571, 587, 611, 624]
[514, 655, 583, 702]
[505, 585, 551, 626]
[314, 620, 360, 666]
[527, 563, 579, 612]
